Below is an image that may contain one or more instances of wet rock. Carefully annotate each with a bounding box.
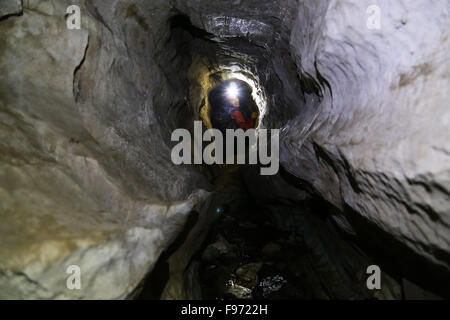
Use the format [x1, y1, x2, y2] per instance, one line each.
[201, 235, 231, 261]
[258, 275, 287, 297]
[226, 280, 253, 300]
[235, 262, 263, 288]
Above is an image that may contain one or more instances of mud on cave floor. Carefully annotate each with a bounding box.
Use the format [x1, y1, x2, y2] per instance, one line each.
[198, 203, 330, 300]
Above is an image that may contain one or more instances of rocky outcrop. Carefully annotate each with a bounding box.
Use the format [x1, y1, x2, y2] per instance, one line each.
[281, 0, 450, 295]
[0, 0, 212, 299]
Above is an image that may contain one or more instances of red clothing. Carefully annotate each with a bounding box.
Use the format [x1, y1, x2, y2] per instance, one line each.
[232, 110, 255, 130]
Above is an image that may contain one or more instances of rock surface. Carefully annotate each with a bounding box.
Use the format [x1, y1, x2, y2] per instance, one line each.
[0, 0, 212, 299]
[0, 0, 449, 299]
[201, 235, 231, 262]
[0, 0, 22, 18]
[282, 1, 450, 289]
[236, 262, 263, 288]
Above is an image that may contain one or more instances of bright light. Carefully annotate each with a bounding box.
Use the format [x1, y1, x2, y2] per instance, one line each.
[226, 82, 239, 99]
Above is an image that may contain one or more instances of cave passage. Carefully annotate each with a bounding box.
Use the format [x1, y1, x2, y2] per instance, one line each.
[0, 0, 449, 301]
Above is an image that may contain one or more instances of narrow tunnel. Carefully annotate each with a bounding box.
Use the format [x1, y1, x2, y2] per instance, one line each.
[0, 0, 449, 300]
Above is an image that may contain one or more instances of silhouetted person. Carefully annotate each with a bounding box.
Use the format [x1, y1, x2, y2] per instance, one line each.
[229, 96, 257, 131]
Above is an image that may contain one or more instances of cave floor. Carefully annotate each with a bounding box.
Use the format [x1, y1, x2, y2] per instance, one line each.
[198, 205, 330, 300]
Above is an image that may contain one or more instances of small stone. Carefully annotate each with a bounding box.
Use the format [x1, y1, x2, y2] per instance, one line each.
[227, 281, 252, 299]
[235, 262, 263, 288]
[201, 235, 231, 261]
